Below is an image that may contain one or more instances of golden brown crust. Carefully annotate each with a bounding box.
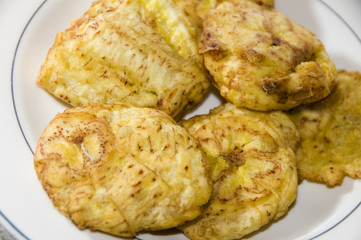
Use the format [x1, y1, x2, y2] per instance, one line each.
[34, 104, 211, 236]
[179, 103, 299, 240]
[37, 0, 210, 119]
[287, 70, 361, 186]
[199, 1, 336, 111]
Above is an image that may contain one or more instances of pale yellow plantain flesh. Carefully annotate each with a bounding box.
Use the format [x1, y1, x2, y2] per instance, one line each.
[33, 104, 211, 236]
[173, 0, 274, 27]
[287, 70, 361, 186]
[180, 103, 299, 240]
[37, 0, 209, 119]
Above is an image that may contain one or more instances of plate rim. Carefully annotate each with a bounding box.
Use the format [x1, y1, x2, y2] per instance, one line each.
[5, 0, 361, 239]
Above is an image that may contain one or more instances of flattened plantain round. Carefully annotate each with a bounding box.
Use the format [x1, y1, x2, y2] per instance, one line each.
[199, 1, 336, 111]
[180, 103, 299, 240]
[34, 104, 211, 236]
[37, 0, 210, 119]
[288, 70, 361, 186]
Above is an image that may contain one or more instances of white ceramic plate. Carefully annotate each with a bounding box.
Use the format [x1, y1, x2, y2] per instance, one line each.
[1, 0, 361, 239]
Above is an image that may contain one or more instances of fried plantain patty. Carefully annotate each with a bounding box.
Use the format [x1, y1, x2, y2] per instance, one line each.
[180, 103, 299, 240]
[287, 70, 361, 186]
[37, 0, 210, 119]
[34, 104, 211, 236]
[199, 0, 336, 111]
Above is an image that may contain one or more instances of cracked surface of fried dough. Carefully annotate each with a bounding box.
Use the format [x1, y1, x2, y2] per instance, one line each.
[37, 0, 209, 119]
[180, 103, 298, 240]
[33, 104, 211, 236]
[287, 70, 361, 186]
[199, 1, 336, 111]
[173, 0, 274, 27]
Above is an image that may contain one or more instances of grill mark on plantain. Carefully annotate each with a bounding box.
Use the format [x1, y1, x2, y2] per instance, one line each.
[108, 197, 136, 236]
[125, 141, 172, 190]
